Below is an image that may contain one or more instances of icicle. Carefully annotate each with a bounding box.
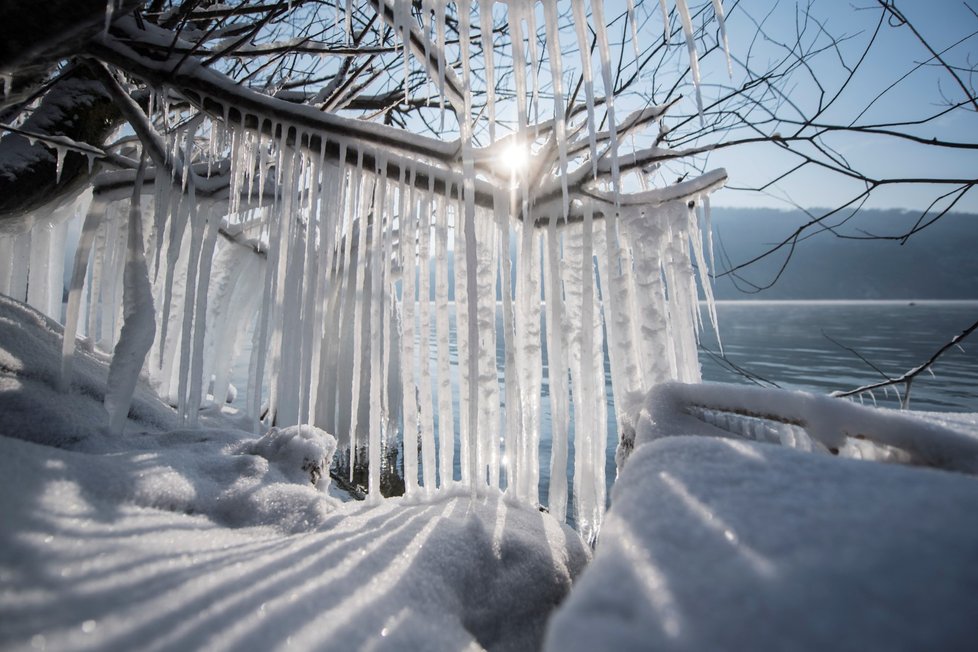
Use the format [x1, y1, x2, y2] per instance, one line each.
[249, 142, 290, 431]
[6, 230, 30, 303]
[525, 6, 540, 127]
[186, 204, 222, 425]
[433, 192, 454, 487]
[0, 236, 13, 298]
[298, 146, 327, 424]
[394, 0, 412, 104]
[399, 169, 419, 494]
[331, 147, 358, 442]
[308, 155, 342, 426]
[158, 185, 192, 369]
[498, 188, 521, 494]
[104, 166, 156, 435]
[181, 116, 201, 196]
[658, 0, 671, 44]
[61, 200, 106, 391]
[600, 214, 642, 408]
[381, 170, 400, 479]
[626, 0, 641, 60]
[54, 146, 66, 184]
[694, 199, 720, 347]
[451, 195, 469, 486]
[272, 142, 307, 427]
[479, 0, 496, 141]
[417, 180, 437, 492]
[508, 3, 528, 130]
[206, 245, 262, 411]
[571, 0, 599, 178]
[367, 158, 388, 500]
[97, 206, 125, 349]
[26, 220, 52, 318]
[592, 0, 621, 194]
[434, 0, 448, 126]
[514, 222, 542, 503]
[475, 204, 501, 488]
[175, 200, 203, 421]
[662, 203, 703, 383]
[543, 2, 570, 217]
[621, 206, 671, 386]
[711, 0, 734, 77]
[576, 200, 600, 544]
[347, 154, 371, 478]
[86, 218, 106, 347]
[544, 220, 569, 522]
[675, 0, 705, 120]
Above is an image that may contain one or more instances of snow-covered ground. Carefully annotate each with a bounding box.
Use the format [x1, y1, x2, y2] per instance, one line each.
[4, 292, 978, 651]
[0, 296, 589, 651]
[546, 398, 978, 652]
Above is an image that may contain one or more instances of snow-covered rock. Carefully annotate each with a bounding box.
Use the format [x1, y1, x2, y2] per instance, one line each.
[0, 433, 588, 651]
[546, 435, 978, 652]
[244, 424, 338, 488]
[0, 295, 589, 650]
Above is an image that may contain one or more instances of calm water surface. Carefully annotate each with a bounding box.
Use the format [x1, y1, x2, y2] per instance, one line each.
[700, 301, 978, 412]
[231, 300, 978, 509]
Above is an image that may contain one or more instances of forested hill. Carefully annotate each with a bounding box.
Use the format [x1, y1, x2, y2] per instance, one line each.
[708, 208, 978, 300]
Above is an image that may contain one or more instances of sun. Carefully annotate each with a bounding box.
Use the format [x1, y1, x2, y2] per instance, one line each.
[498, 141, 530, 176]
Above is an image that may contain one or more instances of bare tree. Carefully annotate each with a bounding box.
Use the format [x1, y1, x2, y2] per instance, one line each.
[0, 1, 975, 506]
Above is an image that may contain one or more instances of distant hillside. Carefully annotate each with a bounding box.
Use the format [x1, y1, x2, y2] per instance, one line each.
[708, 208, 978, 300]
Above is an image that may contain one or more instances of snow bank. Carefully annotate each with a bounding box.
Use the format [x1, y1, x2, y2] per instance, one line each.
[0, 294, 179, 450]
[0, 432, 588, 651]
[244, 424, 338, 488]
[546, 434, 978, 652]
[619, 382, 978, 473]
[0, 295, 589, 650]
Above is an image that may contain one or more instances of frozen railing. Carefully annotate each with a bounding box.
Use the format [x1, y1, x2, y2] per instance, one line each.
[620, 383, 978, 475]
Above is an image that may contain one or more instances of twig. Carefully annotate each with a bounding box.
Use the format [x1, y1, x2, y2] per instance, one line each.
[832, 317, 978, 408]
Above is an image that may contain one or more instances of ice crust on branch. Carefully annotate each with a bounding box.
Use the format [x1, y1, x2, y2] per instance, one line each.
[3, 0, 729, 537]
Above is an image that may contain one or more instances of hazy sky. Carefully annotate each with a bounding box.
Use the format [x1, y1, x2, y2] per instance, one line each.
[697, 0, 978, 212]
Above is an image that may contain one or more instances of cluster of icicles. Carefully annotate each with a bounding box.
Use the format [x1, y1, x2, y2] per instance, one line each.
[2, 0, 728, 541]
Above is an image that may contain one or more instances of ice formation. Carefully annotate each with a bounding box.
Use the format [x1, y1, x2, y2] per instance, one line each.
[0, 1, 729, 539]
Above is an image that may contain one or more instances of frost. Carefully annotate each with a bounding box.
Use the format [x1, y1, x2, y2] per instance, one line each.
[0, 1, 731, 537]
[246, 424, 338, 488]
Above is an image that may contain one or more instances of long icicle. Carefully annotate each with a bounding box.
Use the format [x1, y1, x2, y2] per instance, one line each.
[399, 168, 420, 494]
[416, 182, 437, 493]
[433, 191, 454, 487]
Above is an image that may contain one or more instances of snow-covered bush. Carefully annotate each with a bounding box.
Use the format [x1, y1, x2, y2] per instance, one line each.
[244, 425, 338, 489]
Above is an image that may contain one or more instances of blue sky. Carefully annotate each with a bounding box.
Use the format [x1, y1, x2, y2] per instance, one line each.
[695, 0, 978, 212]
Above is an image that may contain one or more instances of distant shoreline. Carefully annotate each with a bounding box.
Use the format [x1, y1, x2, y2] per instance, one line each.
[704, 299, 978, 306]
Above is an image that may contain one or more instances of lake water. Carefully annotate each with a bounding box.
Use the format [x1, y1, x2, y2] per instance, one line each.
[232, 300, 978, 508]
[699, 301, 978, 412]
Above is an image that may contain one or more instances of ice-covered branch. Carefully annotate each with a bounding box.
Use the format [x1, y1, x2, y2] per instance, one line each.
[832, 318, 978, 408]
[630, 383, 978, 473]
[367, 0, 467, 114]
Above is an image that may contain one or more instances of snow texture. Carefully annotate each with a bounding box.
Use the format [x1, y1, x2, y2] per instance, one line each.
[245, 424, 338, 489]
[0, 296, 589, 651]
[546, 435, 978, 652]
[0, 0, 730, 538]
[620, 382, 978, 474]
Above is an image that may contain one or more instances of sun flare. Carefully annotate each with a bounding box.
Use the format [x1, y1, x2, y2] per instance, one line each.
[499, 141, 530, 176]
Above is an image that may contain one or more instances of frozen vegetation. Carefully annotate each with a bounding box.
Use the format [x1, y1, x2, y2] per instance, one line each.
[0, 295, 589, 650]
[2, 0, 978, 650]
